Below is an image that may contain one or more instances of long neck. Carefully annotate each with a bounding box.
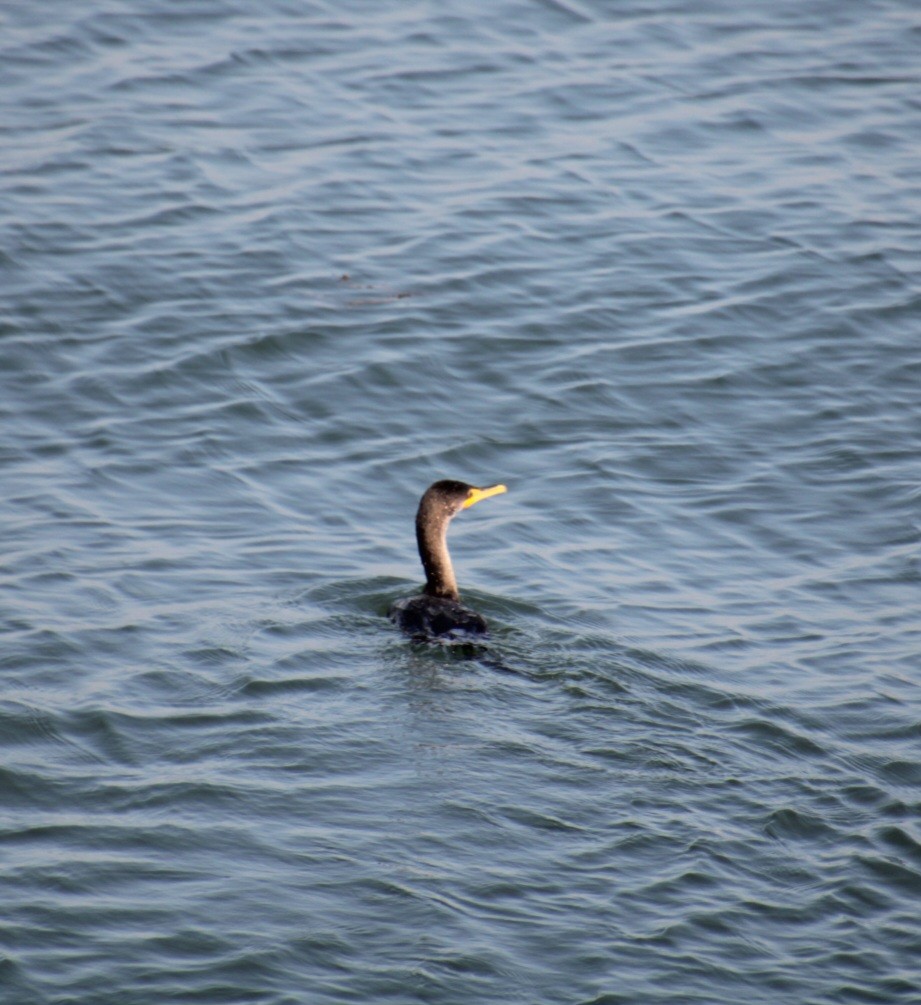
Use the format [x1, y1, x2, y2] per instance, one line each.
[416, 502, 459, 600]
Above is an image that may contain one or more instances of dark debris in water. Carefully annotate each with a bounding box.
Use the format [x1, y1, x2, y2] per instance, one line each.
[336, 272, 413, 305]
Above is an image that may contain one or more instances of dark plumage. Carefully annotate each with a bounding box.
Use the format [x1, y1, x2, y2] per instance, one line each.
[390, 479, 507, 640]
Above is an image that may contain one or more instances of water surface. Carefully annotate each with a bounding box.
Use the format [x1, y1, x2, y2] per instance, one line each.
[2, 1, 920, 1002]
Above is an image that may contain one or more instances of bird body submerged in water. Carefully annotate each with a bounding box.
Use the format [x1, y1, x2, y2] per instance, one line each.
[390, 479, 507, 641]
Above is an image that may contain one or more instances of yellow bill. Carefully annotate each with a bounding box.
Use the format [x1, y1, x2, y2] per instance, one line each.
[463, 483, 508, 509]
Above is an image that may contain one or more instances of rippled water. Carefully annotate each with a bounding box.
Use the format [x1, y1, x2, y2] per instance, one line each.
[2, 1, 920, 1002]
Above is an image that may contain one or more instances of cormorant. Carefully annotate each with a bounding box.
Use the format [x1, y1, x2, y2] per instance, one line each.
[390, 479, 507, 640]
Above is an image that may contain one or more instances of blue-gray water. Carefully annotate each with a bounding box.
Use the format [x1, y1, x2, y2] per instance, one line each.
[2, 2, 920, 1002]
